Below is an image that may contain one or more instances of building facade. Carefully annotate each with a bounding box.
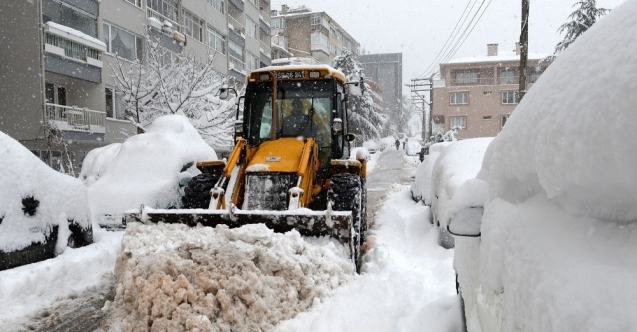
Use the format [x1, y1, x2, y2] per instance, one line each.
[0, 0, 271, 174]
[270, 5, 359, 66]
[431, 43, 551, 139]
[358, 53, 403, 124]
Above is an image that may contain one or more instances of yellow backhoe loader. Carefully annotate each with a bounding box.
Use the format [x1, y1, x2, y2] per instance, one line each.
[126, 65, 368, 271]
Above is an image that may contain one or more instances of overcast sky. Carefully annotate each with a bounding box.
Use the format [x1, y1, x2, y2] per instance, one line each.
[270, 0, 626, 95]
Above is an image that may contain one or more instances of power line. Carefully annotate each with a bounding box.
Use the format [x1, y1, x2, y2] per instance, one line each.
[419, 0, 493, 79]
[437, 0, 493, 68]
[416, 0, 477, 78]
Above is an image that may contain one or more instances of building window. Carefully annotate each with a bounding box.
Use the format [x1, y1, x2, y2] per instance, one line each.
[42, 0, 98, 38]
[499, 68, 517, 84]
[311, 32, 328, 47]
[450, 92, 469, 105]
[207, 26, 225, 55]
[246, 52, 258, 71]
[502, 114, 510, 127]
[450, 116, 467, 129]
[207, 0, 224, 14]
[228, 40, 244, 61]
[103, 23, 143, 61]
[126, 0, 141, 7]
[271, 17, 285, 29]
[502, 91, 520, 104]
[147, 0, 180, 24]
[453, 70, 479, 85]
[246, 17, 257, 39]
[483, 115, 492, 120]
[183, 10, 204, 43]
[105, 87, 127, 120]
[311, 14, 321, 26]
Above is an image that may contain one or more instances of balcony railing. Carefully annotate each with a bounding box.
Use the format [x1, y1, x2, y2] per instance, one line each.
[147, 8, 181, 33]
[44, 32, 103, 68]
[228, 15, 245, 37]
[46, 103, 105, 133]
[228, 55, 245, 73]
[449, 78, 495, 86]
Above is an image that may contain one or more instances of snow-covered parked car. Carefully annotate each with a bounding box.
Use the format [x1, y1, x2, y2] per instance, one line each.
[0, 131, 93, 271]
[450, 3, 637, 331]
[430, 137, 492, 249]
[362, 140, 378, 154]
[405, 140, 422, 156]
[80, 115, 217, 228]
[410, 142, 451, 202]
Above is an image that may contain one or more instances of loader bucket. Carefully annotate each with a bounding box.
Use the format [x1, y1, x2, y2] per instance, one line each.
[125, 205, 355, 253]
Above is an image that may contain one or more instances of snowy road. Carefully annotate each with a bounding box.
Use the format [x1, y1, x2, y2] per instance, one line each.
[1, 148, 462, 332]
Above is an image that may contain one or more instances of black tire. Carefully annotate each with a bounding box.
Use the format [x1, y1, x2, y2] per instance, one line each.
[328, 173, 363, 272]
[181, 173, 221, 209]
[67, 220, 93, 248]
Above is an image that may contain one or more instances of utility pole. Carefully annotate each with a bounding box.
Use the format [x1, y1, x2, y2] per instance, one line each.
[405, 77, 433, 142]
[519, 0, 529, 100]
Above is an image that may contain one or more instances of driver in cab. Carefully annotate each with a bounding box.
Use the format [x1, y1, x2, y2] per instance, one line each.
[280, 98, 315, 138]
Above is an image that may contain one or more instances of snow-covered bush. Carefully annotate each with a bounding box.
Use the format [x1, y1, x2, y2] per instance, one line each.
[455, 2, 637, 330]
[84, 115, 217, 223]
[0, 131, 92, 269]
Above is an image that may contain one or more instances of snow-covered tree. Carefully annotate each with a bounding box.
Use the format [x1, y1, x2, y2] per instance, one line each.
[333, 50, 387, 142]
[555, 0, 610, 54]
[109, 31, 236, 146]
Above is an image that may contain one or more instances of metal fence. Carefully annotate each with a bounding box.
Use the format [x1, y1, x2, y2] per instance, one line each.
[45, 103, 105, 131]
[45, 33, 101, 62]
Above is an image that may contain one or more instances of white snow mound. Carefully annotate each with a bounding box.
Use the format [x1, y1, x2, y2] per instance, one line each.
[84, 115, 217, 218]
[108, 223, 353, 331]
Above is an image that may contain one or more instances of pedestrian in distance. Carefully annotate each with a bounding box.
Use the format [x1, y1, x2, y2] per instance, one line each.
[395, 139, 400, 150]
[402, 138, 407, 150]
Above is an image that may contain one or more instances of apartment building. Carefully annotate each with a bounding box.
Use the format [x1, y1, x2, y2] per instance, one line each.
[270, 5, 359, 65]
[431, 43, 552, 139]
[358, 53, 403, 123]
[0, 0, 271, 174]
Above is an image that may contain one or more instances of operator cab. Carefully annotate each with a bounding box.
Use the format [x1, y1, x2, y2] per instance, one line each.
[237, 66, 350, 171]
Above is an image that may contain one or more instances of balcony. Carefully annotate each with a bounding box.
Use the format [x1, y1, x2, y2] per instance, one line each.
[449, 78, 495, 86]
[229, 0, 244, 11]
[147, 8, 182, 34]
[44, 22, 104, 83]
[259, 17, 271, 35]
[46, 103, 105, 134]
[228, 15, 246, 40]
[260, 51, 271, 67]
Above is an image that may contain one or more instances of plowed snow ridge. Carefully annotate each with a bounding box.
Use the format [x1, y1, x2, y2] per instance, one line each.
[108, 223, 354, 332]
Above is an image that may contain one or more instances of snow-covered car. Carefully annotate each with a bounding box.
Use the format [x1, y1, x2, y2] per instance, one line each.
[80, 115, 216, 228]
[374, 139, 387, 152]
[410, 142, 451, 203]
[405, 140, 422, 156]
[430, 137, 492, 248]
[362, 140, 378, 154]
[450, 3, 637, 331]
[0, 131, 93, 271]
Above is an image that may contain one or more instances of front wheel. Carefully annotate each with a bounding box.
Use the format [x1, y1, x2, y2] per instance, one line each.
[181, 173, 221, 209]
[328, 173, 364, 272]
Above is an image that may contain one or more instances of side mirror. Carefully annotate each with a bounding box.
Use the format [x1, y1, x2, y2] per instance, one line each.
[447, 206, 483, 237]
[234, 119, 243, 138]
[219, 84, 229, 100]
[345, 133, 356, 142]
[332, 118, 343, 135]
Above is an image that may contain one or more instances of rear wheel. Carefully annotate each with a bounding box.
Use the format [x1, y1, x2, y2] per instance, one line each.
[181, 173, 221, 209]
[328, 173, 364, 272]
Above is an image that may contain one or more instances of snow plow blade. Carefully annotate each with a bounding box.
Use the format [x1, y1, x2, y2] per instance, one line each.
[125, 205, 354, 245]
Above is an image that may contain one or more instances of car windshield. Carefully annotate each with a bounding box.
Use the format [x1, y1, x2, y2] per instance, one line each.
[244, 80, 333, 148]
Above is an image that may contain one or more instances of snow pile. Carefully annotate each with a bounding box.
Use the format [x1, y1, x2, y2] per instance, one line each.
[411, 142, 451, 204]
[108, 223, 353, 331]
[83, 115, 217, 220]
[455, 2, 637, 331]
[0, 131, 91, 253]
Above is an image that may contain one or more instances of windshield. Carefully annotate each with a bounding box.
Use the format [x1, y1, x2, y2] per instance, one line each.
[244, 80, 333, 148]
